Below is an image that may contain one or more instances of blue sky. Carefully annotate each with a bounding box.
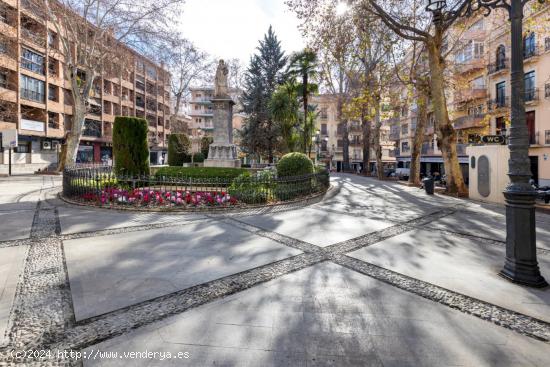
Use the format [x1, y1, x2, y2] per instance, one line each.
[178, 0, 305, 62]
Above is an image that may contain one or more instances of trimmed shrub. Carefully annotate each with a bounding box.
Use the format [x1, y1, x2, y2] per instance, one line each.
[192, 152, 205, 163]
[154, 166, 247, 180]
[113, 117, 150, 176]
[167, 134, 191, 166]
[276, 152, 314, 177]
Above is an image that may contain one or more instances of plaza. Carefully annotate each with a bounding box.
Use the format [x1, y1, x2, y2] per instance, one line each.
[1, 173, 549, 366]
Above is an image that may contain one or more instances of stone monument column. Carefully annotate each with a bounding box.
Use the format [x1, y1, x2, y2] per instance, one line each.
[204, 60, 241, 168]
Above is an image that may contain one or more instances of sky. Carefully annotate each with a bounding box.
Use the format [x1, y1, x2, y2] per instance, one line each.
[178, 0, 306, 63]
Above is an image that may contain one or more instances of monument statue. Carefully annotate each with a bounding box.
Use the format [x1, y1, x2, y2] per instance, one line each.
[214, 60, 229, 97]
[204, 60, 241, 168]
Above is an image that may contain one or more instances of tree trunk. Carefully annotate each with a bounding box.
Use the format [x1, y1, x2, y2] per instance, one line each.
[427, 36, 467, 194]
[62, 102, 86, 168]
[362, 108, 371, 176]
[303, 74, 308, 154]
[409, 83, 429, 186]
[267, 118, 274, 163]
[372, 102, 383, 180]
[337, 98, 350, 172]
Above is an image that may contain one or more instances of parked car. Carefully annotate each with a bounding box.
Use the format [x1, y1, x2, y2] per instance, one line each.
[395, 168, 410, 180]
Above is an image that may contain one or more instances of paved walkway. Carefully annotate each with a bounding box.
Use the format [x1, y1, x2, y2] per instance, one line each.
[1, 174, 550, 366]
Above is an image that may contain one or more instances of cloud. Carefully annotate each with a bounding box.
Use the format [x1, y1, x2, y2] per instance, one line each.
[178, 0, 305, 62]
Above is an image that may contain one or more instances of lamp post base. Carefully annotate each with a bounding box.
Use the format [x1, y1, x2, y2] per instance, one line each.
[500, 190, 548, 288]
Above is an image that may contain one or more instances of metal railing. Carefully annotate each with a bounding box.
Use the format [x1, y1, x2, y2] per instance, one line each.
[487, 59, 508, 74]
[62, 166, 330, 209]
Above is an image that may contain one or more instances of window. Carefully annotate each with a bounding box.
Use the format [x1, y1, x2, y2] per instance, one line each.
[469, 19, 484, 31]
[401, 123, 409, 135]
[496, 81, 506, 107]
[83, 119, 101, 137]
[545, 83, 550, 99]
[545, 130, 550, 145]
[401, 141, 410, 152]
[321, 123, 328, 135]
[21, 48, 44, 74]
[456, 40, 484, 63]
[546, 37, 550, 52]
[468, 104, 484, 116]
[320, 108, 328, 120]
[496, 116, 506, 136]
[0, 5, 8, 24]
[0, 40, 7, 54]
[48, 112, 58, 129]
[401, 106, 408, 117]
[48, 84, 57, 101]
[48, 59, 57, 76]
[523, 32, 536, 58]
[496, 44, 506, 70]
[146, 65, 156, 79]
[524, 71, 536, 101]
[47, 31, 57, 48]
[20, 75, 45, 102]
[0, 70, 7, 88]
[15, 143, 30, 153]
[471, 76, 486, 90]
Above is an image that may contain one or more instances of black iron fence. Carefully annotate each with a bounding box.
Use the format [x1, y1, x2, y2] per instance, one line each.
[63, 165, 330, 209]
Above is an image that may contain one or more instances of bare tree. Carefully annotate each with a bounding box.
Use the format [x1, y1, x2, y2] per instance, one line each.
[158, 37, 213, 123]
[362, 0, 469, 194]
[25, 0, 183, 170]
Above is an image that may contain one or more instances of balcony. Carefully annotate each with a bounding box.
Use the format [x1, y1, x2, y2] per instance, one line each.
[21, 27, 46, 48]
[488, 96, 510, 110]
[525, 88, 539, 104]
[421, 143, 435, 155]
[455, 56, 486, 74]
[454, 88, 487, 104]
[487, 59, 508, 75]
[453, 114, 486, 129]
[349, 124, 362, 133]
[524, 46, 540, 62]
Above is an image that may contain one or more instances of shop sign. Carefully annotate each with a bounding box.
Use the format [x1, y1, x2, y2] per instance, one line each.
[21, 119, 45, 132]
[1, 129, 18, 148]
[481, 135, 505, 144]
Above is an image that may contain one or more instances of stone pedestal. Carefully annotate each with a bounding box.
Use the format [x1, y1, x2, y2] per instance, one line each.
[204, 97, 241, 168]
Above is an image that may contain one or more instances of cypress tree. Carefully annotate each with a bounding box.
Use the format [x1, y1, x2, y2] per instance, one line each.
[241, 26, 287, 163]
[112, 116, 150, 176]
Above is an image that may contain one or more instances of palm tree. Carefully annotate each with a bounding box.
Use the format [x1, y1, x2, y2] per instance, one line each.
[269, 80, 300, 153]
[289, 49, 318, 153]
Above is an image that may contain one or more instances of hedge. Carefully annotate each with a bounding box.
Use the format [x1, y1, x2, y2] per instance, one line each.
[154, 166, 247, 180]
[112, 116, 149, 176]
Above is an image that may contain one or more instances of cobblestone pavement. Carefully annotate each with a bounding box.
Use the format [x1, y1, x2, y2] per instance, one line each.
[1, 174, 550, 366]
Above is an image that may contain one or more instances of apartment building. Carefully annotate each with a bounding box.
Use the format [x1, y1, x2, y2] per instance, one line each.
[390, 5, 550, 186]
[188, 86, 245, 146]
[312, 94, 396, 173]
[0, 0, 171, 173]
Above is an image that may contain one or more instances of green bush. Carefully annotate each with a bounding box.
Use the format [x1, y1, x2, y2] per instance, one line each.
[113, 117, 149, 176]
[228, 171, 269, 204]
[167, 134, 191, 166]
[276, 152, 314, 177]
[154, 166, 247, 180]
[192, 152, 205, 163]
[201, 136, 213, 157]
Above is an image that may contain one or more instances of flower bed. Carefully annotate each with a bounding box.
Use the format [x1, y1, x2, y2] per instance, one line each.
[62, 165, 330, 210]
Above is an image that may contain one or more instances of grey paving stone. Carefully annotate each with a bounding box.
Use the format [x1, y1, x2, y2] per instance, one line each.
[423, 204, 550, 250]
[58, 206, 206, 234]
[0, 209, 35, 241]
[0, 244, 28, 346]
[238, 207, 393, 247]
[83, 263, 550, 367]
[348, 228, 550, 323]
[64, 220, 302, 320]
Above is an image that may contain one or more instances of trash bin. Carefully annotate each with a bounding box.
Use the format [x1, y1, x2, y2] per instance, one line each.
[423, 177, 434, 195]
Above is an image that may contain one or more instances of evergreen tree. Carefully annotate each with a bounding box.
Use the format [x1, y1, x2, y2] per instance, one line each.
[241, 26, 287, 163]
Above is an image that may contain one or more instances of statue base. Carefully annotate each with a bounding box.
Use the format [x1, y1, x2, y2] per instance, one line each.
[204, 144, 241, 168]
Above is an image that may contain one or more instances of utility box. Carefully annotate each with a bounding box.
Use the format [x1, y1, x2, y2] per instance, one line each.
[467, 145, 510, 204]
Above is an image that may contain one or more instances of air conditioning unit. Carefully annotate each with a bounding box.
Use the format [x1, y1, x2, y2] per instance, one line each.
[42, 141, 52, 150]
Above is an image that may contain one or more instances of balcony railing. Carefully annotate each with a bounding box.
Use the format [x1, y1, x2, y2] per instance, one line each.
[455, 56, 486, 74]
[454, 88, 487, 103]
[524, 46, 540, 60]
[453, 114, 486, 129]
[421, 144, 435, 155]
[525, 88, 539, 103]
[487, 59, 508, 74]
[21, 28, 46, 48]
[488, 96, 510, 110]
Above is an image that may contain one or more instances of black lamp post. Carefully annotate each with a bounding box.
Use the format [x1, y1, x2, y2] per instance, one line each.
[426, 0, 547, 287]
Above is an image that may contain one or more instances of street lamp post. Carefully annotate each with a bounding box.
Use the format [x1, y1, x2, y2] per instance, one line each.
[426, 0, 547, 287]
